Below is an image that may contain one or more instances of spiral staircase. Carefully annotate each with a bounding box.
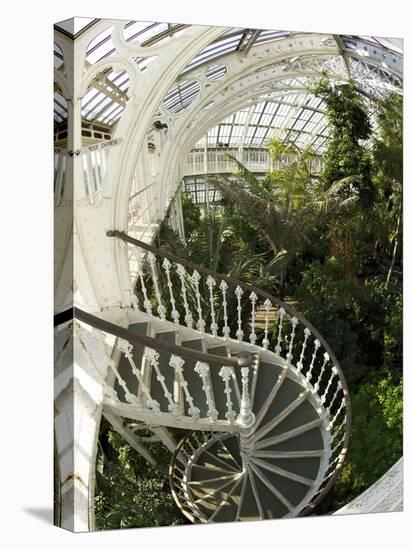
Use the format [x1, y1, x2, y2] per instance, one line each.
[75, 230, 351, 523]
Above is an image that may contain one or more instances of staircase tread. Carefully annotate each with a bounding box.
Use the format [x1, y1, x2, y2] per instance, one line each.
[238, 472, 261, 521]
[249, 467, 290, 518]
[258, 377, 303, 429]
[189, 476, 241, 513]
[203, 445, 241, 473]
[220, 436, 242, 469]
[261, 427, 324, 452]
[266, 400, 320, 438]
[190, 465, 237, 483]
[194, 448, 240, 474]
[209, 476, 244, 522]
[266, 457, 321, 479]
[250, 463, 312, 507]
[251, 361, 284, 417]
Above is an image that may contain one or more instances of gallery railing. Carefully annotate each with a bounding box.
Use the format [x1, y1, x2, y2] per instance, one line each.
[74, 307, 254, 431]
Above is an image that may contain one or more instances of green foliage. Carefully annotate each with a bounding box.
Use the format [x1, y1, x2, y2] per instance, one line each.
[371, 93, 403, 286]
[331, 375, 403, 508]
[361, 278, 403, 374]
[95, 420, 185, 530]
[312, 76, 374, 204]
[296, 258, 361, 381]
[180, 191, 202, 236]
[125, 78, 403, 519]
[209, 150, 357, 298]
[296, 255, 402, 386]
[373, 93, 403, 187]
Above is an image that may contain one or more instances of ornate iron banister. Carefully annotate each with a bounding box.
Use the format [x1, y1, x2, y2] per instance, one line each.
[74, 307, 253, 368]
[107, 229, 350, 393]
[107, 229, 352, 510]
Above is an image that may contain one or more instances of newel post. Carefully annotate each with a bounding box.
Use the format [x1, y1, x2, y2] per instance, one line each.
[237, 367, 256, 429]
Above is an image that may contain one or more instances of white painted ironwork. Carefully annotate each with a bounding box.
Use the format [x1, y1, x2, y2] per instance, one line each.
[297, 326, 311, 372]
[147, 252, 167, 320]
[134, 250, 153, 315]
[237, 367, 255, 428]
[108, 356, 138, 406]
[176, 264, 193, 328]
[326, 379, 342, 413]
[262, 298, 272, 350]
[220, 280, 230, 339]
[329, 398, 346, 430]
[249, 291, 258, 345]
[322, 365, 337, 405]
[275, 307, 286, 356]
[306, 338, 321, 383]
[206, 276, 218, 336]
[235, 286, 244, 342]
[194, 362, 218, 421]
[162, 257, 180, 324]
[314, 352, 329, 393]
[117, 338, 160, 412]
[219, 367, 237, 422]
[192, 270, 206, 332]
[145, 348, 179, 414]
[286, 316, 299, 365]
[169, 354, 200, 419]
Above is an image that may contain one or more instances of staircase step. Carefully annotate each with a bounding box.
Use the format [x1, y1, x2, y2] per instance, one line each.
[180, 339, 209, 418]
[220, 435, 242, 469]
[258, 377, 302, 430]
[194, 448, 240, 474]
[209, 475, 244, 522]
[202, 443, 241, 473]
[249, 467, 290, 518]
[262, 427, 324, 453]
[214, 441, 242, 469]
[251, 361, 284, 417]
[249, 463, 311, 507]
[267, 399, 320, 438]
[269, 457, 321, 480]
[190, 466, 236, 483]
[115, 322, 148, 403]
[149, 331, 177, 412]
[237, 472, 261, 521]
[191, 475, 241, 516]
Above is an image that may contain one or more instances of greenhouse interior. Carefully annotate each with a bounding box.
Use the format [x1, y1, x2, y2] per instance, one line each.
[54, 18, 403, 532]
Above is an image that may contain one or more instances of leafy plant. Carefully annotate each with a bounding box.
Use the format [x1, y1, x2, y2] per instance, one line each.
[209, 151, 356, 298]
[329, 375, 403, 510]
[312, 76, 375, 204]
[95, 419, 186, 530]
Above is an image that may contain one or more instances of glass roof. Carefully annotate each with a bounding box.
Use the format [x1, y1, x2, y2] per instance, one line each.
[54, 21, 403, 144]
[193, 91, 331, 153]
[351, 36, 403, 55]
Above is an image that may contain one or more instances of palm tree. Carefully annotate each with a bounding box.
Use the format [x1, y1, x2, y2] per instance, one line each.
[208, 143, 357, 299]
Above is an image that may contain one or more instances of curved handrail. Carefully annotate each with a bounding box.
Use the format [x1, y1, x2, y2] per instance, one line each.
[107, 229, 352, 512]
[168, 430, 199, 523]
[74, 307, 253, 368]
[107, 229, 351, 400]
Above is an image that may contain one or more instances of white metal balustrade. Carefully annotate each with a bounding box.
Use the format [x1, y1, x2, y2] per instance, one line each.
[183, 149, 324, 177]
[94, 230, 352, 520]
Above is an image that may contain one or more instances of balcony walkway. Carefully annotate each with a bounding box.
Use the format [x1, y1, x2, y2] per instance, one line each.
[334, 458, 403, 515]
